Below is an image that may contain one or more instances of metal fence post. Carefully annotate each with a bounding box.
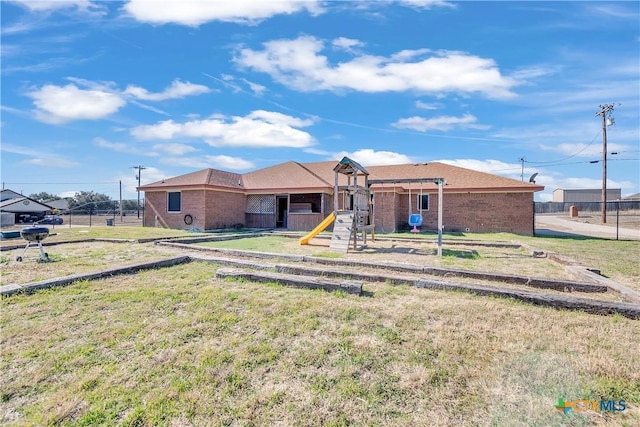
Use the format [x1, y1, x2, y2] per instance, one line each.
[616, 201, 620, 241]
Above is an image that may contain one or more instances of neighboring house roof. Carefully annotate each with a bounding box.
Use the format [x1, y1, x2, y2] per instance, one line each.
[0, 197, 53, 213]
[139, 160, 544, 194]
[623, 193, 640, 201]
[48, 199, 70, 210]
[0, 189, 24, 202]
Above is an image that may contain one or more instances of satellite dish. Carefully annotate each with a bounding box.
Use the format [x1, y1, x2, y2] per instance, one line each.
[528, 173, 538, 184]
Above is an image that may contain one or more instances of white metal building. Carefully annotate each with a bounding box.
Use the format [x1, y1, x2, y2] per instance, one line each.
[552, 188, 622, 203]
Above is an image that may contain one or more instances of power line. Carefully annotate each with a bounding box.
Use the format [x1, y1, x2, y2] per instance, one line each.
[523, 131, 601, 165]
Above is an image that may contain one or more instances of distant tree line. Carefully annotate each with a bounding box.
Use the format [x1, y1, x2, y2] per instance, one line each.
[29, 191, 142, 214]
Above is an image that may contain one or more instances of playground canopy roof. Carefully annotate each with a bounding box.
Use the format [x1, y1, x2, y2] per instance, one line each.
[333, 157, 369, 176]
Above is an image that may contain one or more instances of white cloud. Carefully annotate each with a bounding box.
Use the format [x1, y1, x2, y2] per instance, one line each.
[24, 157, 79, 167]
[399, 0, 456, 10]
[124, 79, 211, 101]
[415, 101, 443, 110]
[438, 158, 522, 179]
[332, 37, 364, 52]
[234, 36, 518, 98]
[9, 0, 105, 14]
[436, 158, 637, 201]
[584, 4, 640, 20]
[94, 137, 158, 156]
[333, 149, 414, 166]
[130, 110, 316, 148]
[1, 142, 80, 168]
[159, 155, 254, 170]
[123, 0, 323, 26]
[152, 143, 197, 156]
[128, 100, 171, 116]
[25, 78, 214, 123]
[207, 155, 255, 170]
[58, 191, 78, 198]
[392, 113, 488, 132]
[304, 147, 333, 156]
[241, 79, 267, 96]
[27, 83, 125, 124]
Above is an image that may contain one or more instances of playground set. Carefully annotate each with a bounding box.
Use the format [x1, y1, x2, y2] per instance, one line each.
[299, 157, 445, 255]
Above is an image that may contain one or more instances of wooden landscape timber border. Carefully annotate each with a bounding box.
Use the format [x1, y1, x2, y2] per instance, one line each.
[212, 265, 640, 319]
[156, 242, 610, 294]
[216, 268, 363, 295]
[1, 252, 639, 319]
[178, 255, 605, 294]
[271, 231, 522, 249]
[0, 256, 190, 296]
[0, 231, 266, 252]
[0, 237, 154, 252]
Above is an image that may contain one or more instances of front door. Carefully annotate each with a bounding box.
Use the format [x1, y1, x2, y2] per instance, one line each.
[276, 196, 288, 228]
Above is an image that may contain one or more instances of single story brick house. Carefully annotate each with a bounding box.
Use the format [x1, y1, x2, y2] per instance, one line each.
[138, 160, 544, 235]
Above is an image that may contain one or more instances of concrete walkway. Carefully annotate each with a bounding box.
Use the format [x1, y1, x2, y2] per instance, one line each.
[535, 215, 640, 240]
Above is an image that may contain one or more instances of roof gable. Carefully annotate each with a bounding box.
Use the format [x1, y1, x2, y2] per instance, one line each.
[0, 197, 53, 212]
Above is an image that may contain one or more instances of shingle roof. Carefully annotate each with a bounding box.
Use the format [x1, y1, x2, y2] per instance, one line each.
[141, 168, 243, 191]
[139, 160, 543, 193]
[242, 161, 334, 191]
[367, 162, 543, 192]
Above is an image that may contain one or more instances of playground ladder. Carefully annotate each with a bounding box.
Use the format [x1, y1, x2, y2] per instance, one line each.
[330, 212, 355, 253]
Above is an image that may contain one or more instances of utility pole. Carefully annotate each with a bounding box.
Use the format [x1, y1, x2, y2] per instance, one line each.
[132, 165, 146, 219]
[595, 104, 615, 224]
[519, 157, 525, 181]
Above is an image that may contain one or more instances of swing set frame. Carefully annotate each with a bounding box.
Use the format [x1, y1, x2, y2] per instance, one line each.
[368, 177, 445, 256]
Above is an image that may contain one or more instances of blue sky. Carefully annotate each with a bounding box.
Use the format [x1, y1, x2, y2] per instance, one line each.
[1, 0, 638, 202]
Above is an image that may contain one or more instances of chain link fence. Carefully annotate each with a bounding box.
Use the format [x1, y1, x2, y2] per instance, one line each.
[535, 200, 640, 239]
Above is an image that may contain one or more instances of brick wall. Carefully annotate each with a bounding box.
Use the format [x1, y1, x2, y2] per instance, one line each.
[372, 191, 399, 233]
[146, 189, 535, 235]
[144, 189, 245, 230]
[204, 190, 245, 229]
[410, 191, 534, 235]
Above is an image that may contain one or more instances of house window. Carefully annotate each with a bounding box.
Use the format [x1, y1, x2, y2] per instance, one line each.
[418, 194, 429, 211]
[167, 192, 181, 212]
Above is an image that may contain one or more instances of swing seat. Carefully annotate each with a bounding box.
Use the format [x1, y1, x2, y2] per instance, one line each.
[409, 214, 422, 233]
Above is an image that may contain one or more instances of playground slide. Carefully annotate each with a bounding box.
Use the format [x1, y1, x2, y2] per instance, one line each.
[299, 212, 336, 245]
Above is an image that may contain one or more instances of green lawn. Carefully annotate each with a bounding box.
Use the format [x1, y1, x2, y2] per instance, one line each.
[2, 262, 639, 426]
[1, 230, 639, 426]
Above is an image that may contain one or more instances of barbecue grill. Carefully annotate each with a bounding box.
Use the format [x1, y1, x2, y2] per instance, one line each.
[16, 226, 50, 262]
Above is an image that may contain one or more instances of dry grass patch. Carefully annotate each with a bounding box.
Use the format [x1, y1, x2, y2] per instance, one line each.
[0, 225, 207, 249]
[0, 242, 176, 285]
[198, 236, 576, 280]
[518, 236, 640, 291]
[2, 263, 638, 426]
